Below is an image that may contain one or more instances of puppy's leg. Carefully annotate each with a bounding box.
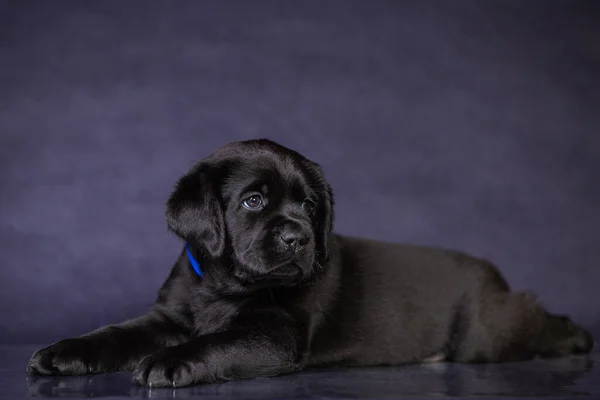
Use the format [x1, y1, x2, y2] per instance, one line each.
[27, 312, 188, 376]
[453, 291, 594, 363]
[132, 311, 306, 388]
[537, 313, 595, 358]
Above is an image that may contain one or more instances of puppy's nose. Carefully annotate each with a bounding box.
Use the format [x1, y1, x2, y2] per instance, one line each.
[279, 231, 306, 251]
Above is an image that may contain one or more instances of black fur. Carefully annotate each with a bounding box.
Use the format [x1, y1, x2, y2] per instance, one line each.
[27, 139, 594, 387]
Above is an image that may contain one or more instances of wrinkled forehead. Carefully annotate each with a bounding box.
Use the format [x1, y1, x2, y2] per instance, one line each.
[220, 155, 314, 201]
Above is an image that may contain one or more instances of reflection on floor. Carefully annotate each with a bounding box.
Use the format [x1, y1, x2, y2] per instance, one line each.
[2, 346, 598, 399]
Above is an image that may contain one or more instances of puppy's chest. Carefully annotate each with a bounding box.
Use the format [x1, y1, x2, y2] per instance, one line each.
[189, 296, 242, 336]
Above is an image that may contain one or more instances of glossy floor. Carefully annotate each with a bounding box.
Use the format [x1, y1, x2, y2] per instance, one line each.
[2, 346, 598, 399]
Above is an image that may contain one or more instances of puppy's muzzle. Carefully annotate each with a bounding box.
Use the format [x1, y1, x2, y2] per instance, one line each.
[279, 231, 309, 252]
[275, 221, 310, 254]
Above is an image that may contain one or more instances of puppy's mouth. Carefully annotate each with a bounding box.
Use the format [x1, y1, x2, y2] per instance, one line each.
[268, 263, 302, 277]
[235, 262, 305, 285]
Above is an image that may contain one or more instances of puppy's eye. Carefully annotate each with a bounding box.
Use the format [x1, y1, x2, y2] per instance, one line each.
[302, 199, 316, 214]
[242, 194, 264, 210]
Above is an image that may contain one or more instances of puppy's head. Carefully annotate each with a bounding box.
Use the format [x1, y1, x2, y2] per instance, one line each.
[166, 139, 334, 285]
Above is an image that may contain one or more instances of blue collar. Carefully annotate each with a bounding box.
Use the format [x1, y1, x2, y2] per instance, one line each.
[185, 243, 204, 278]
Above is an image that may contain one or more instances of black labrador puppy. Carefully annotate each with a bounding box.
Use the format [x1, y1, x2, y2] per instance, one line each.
[28, 139, 594, 388]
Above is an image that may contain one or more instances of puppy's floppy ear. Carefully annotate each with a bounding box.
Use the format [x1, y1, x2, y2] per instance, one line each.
[313, 177, 334, 264]
[165, 163, 226, 259]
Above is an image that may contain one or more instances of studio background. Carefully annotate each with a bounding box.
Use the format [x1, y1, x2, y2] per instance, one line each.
[1, 0, 599, 345]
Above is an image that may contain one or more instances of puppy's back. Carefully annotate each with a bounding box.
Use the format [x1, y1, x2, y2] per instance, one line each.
[308, 235, 500, 367]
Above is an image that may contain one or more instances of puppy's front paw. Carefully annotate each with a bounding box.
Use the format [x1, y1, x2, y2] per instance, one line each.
[132, 350, 203, 388]
[27, 339, 99, 376]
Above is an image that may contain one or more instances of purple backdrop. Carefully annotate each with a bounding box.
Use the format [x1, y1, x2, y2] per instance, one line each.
[1, 0, 599, 345]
